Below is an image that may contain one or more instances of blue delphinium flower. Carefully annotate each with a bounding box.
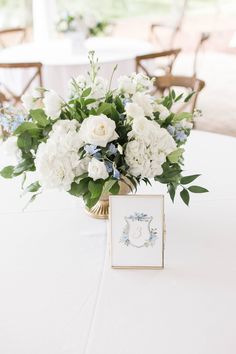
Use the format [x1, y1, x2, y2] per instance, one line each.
[84, 144, 100, 155]
[175, 130, 187, 142]
[167, 125, 175, 136]
[113, 168, 121, 179]
[107, 143, 117, 156]
[104, 161, 113, 173]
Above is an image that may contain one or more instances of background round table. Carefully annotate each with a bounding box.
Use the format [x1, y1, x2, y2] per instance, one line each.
[0, 130, 236, 354]
[0, 37, 153, 97]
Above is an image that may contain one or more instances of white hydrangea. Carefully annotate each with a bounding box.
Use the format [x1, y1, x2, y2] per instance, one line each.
[35, 140, 75, 191]
[125, 119, 176, 178]
[125, 102, 145, 120]
[132, 92, 154, 117]
[35, 119, 85, 191]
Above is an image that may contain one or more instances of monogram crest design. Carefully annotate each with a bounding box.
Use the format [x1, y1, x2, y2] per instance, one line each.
[120, 212, 158, 248]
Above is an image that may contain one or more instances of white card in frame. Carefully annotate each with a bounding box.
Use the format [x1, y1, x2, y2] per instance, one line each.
[109, 195, 165, 269]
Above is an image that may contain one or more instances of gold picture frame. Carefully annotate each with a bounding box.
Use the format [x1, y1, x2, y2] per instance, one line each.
[109, 195, 166, 269]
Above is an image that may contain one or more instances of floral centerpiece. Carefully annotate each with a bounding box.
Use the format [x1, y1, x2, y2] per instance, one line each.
[0, 52, 207, 218]
[56, 12, 110, 37]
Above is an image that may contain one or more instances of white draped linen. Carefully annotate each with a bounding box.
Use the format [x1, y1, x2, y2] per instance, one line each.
[0, 37, 153, 97]
[0, 131, 236, 354]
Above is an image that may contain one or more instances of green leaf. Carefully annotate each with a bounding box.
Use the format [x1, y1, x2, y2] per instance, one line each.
[175, 93, 183, 102]
[97, 102, 113, 115]
[180, 188, 190, 206]
[103, 179, 117, 194]
[88, 180, 104, 199]
[81, 87, 92, 98]
[173, 112, 192, 123]
[24, 181, 41, 194]
[188, 186, 209, 193]
[17, 132, 33, 151]
[110, 181, 120, 194]
[14, 159, 35, 175]
[0, 165, 14, 178]
[69, 178, 89, 197]
[83, 191, 99, 209]
[30, 109, 48, 127]
[168, 148, 184, 163]
[110, 105, 120, 122]
[84, 98, 97, 106]
[14, 122, 39, 135]
[171, 90, 176, 99]
[22, 193, 40, 211]
[180, 174, 201, 185]
[114, 96, 124, 113]
[168, 184, 176, 202]
[184, 91, 195, 102]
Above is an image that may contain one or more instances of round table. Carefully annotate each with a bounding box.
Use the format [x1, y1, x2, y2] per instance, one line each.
[0, 130, 236, 354]
[0, 37, 153, 97]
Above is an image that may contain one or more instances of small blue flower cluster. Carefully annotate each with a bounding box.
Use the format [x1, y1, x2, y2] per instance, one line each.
[167, 124, 188, 143]
[0, 104, 25, 135]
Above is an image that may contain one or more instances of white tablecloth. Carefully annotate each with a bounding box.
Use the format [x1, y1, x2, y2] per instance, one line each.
[0, 37, 153, 97]
[0, 130, 236, 354]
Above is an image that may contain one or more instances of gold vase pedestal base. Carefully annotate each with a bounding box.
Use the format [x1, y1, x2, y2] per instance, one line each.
[85, 198, 110, 219]
[84, 179, 132, 219]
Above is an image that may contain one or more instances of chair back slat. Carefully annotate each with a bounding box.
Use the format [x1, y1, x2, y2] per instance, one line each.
[0, 27, 26, 49]
[155, 74, 205, 113]
[135, 48, 181, 77]
[0, 62, 43, 105]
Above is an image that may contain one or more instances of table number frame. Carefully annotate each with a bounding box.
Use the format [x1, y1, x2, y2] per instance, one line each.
[109, 195, 166, 269]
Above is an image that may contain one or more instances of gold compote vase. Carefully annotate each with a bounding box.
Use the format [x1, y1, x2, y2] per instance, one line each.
[85, 178, 133, 219]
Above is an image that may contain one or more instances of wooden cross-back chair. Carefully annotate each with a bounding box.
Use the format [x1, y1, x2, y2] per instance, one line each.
[150, 0, 188, 50]
[135, 48, 181, 78]
[0, 27, 27, 49]
[155, 74, 205, 113]
[0, 62, 43, 106]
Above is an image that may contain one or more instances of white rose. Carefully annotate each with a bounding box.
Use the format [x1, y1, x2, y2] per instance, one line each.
[79, 114, 118, 147]
[2, 136, 22, 162]
[43, 90, 63, 119]
[117, 75, 136, 95]
[132, 92, 154, 117]
[21, 93, 35, 111]
[88, 158, 109, 181]
[125, 102, 144, 120]
[155, 104, 170, 120]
